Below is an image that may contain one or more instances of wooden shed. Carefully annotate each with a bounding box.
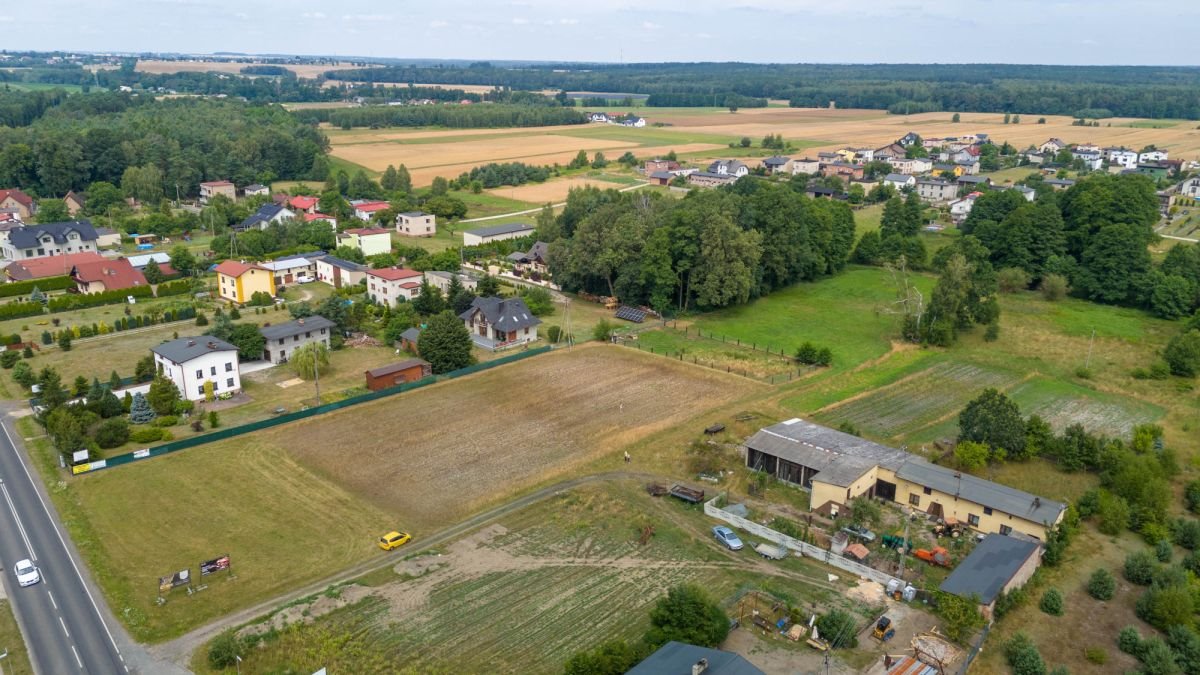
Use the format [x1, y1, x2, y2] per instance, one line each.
[365, 358, 432, 391]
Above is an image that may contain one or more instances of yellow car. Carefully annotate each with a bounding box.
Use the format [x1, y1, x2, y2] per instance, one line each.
[378, 531, 412, 551]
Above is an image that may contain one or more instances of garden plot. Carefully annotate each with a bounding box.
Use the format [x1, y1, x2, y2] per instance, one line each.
[816, 361, 1023, 440]
[1006, 377, 1163, 438]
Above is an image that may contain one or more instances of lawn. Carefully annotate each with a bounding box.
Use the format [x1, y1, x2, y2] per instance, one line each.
[633, 326, 805, 382]
[191, 481, 877, 675]
[689, 266, 935, 373]
[0, 599, 34, 675]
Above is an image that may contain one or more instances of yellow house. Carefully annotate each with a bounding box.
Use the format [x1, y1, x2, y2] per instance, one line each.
[935, 163, 966, 178]
[745, 419, 1066, 541]
[215, 260, 276, 304]
[835, 148, 858, 163]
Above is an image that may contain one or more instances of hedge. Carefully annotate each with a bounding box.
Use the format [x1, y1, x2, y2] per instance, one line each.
[0, 301, 45, 320]
[0, 276, 74, 298]
[154, 280, 195, 297]
[47, 285, 154, 312]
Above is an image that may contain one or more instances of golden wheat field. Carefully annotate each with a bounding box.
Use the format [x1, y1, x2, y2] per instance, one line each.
[135, 59, 368, 79]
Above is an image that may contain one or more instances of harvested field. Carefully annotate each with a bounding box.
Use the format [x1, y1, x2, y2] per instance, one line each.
[333, 133, 632, 168]
[409, 83, 499, 94]
[816, 361, 1023, 440]
[276, 345, 754, 531]
[487, 176, 639, 203]
[134, 59, 367, 79]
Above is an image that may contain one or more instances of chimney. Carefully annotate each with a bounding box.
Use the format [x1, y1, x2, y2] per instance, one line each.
[187, 339, 195, 347]
[692, 659, 709, 675]
[207, 341, 217, 349]
[297, 318, 304, 325]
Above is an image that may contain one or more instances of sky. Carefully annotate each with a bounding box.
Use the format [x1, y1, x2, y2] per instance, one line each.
[4, 0, 1199, 65]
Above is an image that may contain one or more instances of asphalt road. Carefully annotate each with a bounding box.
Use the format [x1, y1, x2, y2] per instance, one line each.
[0, 419, 127, 674]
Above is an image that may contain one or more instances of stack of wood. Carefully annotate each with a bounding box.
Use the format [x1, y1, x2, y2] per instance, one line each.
[343, 334, 383, 348]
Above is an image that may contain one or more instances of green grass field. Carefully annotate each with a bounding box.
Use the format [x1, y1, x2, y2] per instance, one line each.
[2, 82, 85, 93]
[633, 327, 802, 381]
[0, 599, 34, 675]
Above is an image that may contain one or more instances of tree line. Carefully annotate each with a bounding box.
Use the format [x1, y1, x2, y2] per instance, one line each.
[0, 97, 327, 198]
[545, 179, 856, 313]
[294, 103, 586, 130]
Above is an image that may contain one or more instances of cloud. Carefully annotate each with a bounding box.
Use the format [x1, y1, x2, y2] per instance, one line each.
[642, 21, 661, 29]
[429, 19, 449, 28]
[696, 32, 712, 39]
[0, 16, 13, 22]
[342, 13, 393, 21]
[1080, 38, 1098, 45]
[512, 18, 530, 24]
[559, 18, 579, 24]
[301, 11, 325, 19]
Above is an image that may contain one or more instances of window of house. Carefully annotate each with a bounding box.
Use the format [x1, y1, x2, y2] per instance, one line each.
[226, 378, 234, 388]
[195, 369, 203, 378]
[293, 335, 300, 342]
[923, 486, 932, 495]
[1000, 525, 1012, 536]
[968, 514, 980, 527]
[984, 507, 993, 516]
[197, 385, 204, 396]
[320, 328, 326, 334]
[225, 362, 233, 372]
[210, 366, 217, 376]
[908, 494, 920, 507]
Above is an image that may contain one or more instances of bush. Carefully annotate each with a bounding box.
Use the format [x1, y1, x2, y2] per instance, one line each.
[1117, 626, 1142, 654]
[814, 347, 833, 367]
[208, 630, 241, 670]
[1174, 519, 1200, 550]
[1039, 588, 1064, 616]
[1004, 632, 1047, 675]
[129, 427, 165, 443]
[1125, 550, 1156, 585]
[208, 410, 220, 428]
[644, 584, 730, 649]
[94, 418, 130, 449]
[12, 361, 34, 388]
[1084, 647, 1107, 664]
[195, 313, 209, 326]
[151, 415, 178, 427]
[1136, 583, 1194, 632]
[0, 350, 19, 368]
[592, 319, 614, 342]
[174, 399, 195, 416]
[815, 610, 858, 649]
[984, 322, 1000, 342]
[1074, 366, 1092, 379]
[1186, 480, 1200, 513]
[954, 440, 990, 471]
[997, 267, 1030, 293]
[795, 341, 818, 364]
[545, 324, 562, 344]
[1040, 273, 1069, 301]
[1087, 568, 1116, 600]
[1165, 330, 1200, 377]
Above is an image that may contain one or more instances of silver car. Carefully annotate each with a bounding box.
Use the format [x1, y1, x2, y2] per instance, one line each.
[842, 525, 876, 543]
[14, 559, 40, 587]
[712, 525, 744, 551]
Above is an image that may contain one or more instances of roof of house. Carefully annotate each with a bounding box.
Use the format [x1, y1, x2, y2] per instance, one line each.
[305, 213, 335, 222]
[366, 358, 430, 379]
[398, 327, 421, 343]
[239, 204, 292, 229]
[151, 336, 238, 364]
[918, 178, 954, 186]
[289, 195, 319, 210]
[318, 255, 369, 272]
[806, 186, 838, 196]
[259, 257, 313, 272]
[0, 189, 35, 210]
[4, 252, 106, 281]
[895, 459, 1066, 526]
[690, 171, 737, 180]
[200, 180, 234, 187]
[1043, 138, 1066, 146]
[94, 226, 117, 237]
[939, 535, 1040, 605]
[460, 296, 542, 332]
[1045, 178, 1076, 186]
[398, 211, 431, 218]
[8, 220, 99, 249]
[463, 222, 535, 238]
[627, 641, 765, 675]
[708, 159, 747, 172]
[64, 190, 86, 205]
[958, 175, 990, 183]
[259, 315, 336, 341]
[71, 258, 148, 291]
[343, 227, 391, 236]
[762, 155, 791, 166]
[215, 260, 266, 277]
[745, 418, 910, 487]
[353, 202, 390, 212]
[649, 171, 674, 179]
[884, 173, 913, 182]
[244, 183, 267, 192]
[127, 252, 171, 268]
[368, 267, 423, 281]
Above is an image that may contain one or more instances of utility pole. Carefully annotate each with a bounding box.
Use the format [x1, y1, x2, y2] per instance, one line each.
[312, 353, 321, 404]
[1085, 328, 1096, 369]
[898, 509, 911, 581]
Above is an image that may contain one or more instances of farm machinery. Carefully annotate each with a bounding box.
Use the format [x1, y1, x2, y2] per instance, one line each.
[932, 518, 966, 538]
[873, 616, 897, 642]
[881, 534, 912, 550]
[915, 546, 952, 567]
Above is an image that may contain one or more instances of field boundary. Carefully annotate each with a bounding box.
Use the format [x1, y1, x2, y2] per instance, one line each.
[73, 346, 552, 475]
[623, 323, 809, 384]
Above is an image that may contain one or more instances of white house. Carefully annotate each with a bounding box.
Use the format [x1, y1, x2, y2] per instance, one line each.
[949, 194, 980, 223]
[396, 211, 437, 237]
[462, 222, 535, 247]
[424, 270, 478, 294]
[622, 117, 647, 128]
[916, 179, 959, 203]
[707, 160, 749, 178]
[1106, 148, 1139, 169]
[1179, 177, 1200, 200]
[366, 267, 424, 307]
[150, 336, 241, 402]
[587, 112, 609, 123]
[351, 200, 390, 222]
[315, 255, 369, 289]
[1140, 150, 1169, 163]
[259, 256, 317, 286]
[1039, 138, 1066, 155]
[791, 158, 821, 175]
[459, 296, 541, 351]
[336, 228, 392, 257]
[1072, 150, 1103, 171]
[243, 184, 270, 197]
[1, 221, 100, 261]
[258, 315, 336, 365]
[884, 173, 916, 191]
[237, 204, 294, 231]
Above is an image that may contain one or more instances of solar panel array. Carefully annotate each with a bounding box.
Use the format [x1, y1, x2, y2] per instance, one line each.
[615, 306, 646, 323]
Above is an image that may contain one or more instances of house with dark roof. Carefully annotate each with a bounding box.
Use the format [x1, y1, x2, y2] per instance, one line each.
[648, 170, 674, 186]
[940, 534, 1041, 620]
[243, 184, 269, 197]
[744, 419, 1066, 540]
[462, 222, 535, 247]
[506, 241, 550, 277]
[237, 204, 294, 232]
[2, 220, 99, 261]
[687, 171, 739, 188]
[460, 296, 541, 350]
[916, 179, 959, 203]
[315, 255, 369, 289]
[761, 156, 793, 174]
[151, 336, 241, 401]
[627, 641, 764, 675]
[707, 159, 749, 178]
[63, 190, 86, 217]
[423, 270, 478, 295]
[71, 257, 149, 293]
[365, 358, 432, 391]
[397, 327, 422, 353]
[956, 175, 991, 188]
[258, 315, 336, 364]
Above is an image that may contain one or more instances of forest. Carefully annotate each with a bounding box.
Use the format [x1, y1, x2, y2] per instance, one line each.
[294, 102, 585, 129]
[0, 97, 327, 198]
[545, 181, 856, 312]
[324, 62, 1200, 118]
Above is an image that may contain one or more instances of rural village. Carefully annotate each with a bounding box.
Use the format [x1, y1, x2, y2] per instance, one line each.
[0, 47, 1198, 675]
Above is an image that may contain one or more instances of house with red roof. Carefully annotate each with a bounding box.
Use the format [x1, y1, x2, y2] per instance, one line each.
[336, 227, 392, 257]
[304, 212, 337, 228]
[5, 252, 105, 282]
[351, 200, 390, 222]
[0, 189, 36, 221]
[289, 195, 320, 214]
[215, 260, 276, 304]
[199, 180, 236, 204]
[71, 258, 149, 294]
[366, 267, 423, 307]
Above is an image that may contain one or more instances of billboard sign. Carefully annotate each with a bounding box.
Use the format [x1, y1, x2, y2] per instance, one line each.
[158, 569, 190, 593]
[200, 555, 230, 576]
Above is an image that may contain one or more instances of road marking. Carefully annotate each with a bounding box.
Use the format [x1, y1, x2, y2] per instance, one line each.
[59, 615, 71, 637]
[71, 644, 83, 668]
[47, 589, 58, 609]
[0, 421, 124, 660]
[0, 481, 36, 561]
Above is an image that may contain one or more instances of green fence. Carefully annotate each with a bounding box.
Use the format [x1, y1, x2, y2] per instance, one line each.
[76, 346, 552, 475]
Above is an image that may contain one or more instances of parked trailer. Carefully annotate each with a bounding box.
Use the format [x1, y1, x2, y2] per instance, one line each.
[669, 484, 706, 503]
[754, 542, 787, 560]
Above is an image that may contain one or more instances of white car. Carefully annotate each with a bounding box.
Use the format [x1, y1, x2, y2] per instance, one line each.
[295, 275, 315, 284]
[13, 559, 40, 587]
